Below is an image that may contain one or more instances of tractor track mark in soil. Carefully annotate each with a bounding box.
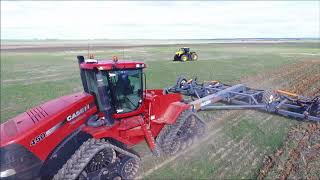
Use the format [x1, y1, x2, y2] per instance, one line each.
[141, 110, 244, 178]
[140, 111, 238, 162]
[141, 126, 224, 178]
[214, 138, 254, 178]
[240, 150, 261, 177]
[208, 139, 235, 160]
[220, 147, 258, 178]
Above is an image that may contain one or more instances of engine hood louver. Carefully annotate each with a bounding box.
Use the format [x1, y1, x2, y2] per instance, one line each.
[26, 106, 49, 123]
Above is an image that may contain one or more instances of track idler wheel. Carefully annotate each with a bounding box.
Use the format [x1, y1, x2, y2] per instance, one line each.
[86, 148, 116, 172]
[119, 157, 141, 180]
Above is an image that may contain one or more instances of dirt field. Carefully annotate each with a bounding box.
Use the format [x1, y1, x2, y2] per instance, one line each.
[1, 40, 319, 179]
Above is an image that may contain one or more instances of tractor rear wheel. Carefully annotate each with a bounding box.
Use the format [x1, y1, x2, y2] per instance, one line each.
[157, 110, 206, 155]
[119, 156, 140, 179]
[191, 53, 198, 61]
[181, 54, 189, 62]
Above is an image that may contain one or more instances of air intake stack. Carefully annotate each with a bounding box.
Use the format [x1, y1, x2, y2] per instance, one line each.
[77, 56, 89, 93]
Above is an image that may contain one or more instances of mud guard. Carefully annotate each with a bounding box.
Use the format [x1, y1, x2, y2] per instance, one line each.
[153, 102, 190, 124]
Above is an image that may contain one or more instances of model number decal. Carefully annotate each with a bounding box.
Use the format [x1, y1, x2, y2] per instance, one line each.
[200, 100, 211, 107]
[67, 104, 90, 122]
[30, 132, 46, 146]
[29, 104, 90, 146]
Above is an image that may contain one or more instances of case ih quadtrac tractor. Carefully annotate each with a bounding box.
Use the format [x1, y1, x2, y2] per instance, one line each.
[0, 56, 206, 180]
[1, 56, 319, 180]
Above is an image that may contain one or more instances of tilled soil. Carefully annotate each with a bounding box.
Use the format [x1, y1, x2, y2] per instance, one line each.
[259, 123, 320, 180]
[138, 59, 320, 179]
[245, 60, 320, 179]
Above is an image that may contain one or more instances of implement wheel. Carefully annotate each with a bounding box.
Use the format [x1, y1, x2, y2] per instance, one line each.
[262, 89, 278, 104]
[119, 156, 140, 179]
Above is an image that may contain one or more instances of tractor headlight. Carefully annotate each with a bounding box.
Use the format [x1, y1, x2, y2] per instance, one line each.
[136, 64, 144, 68]
[0, 169, 16, 178]
[0, 144, 42, 179]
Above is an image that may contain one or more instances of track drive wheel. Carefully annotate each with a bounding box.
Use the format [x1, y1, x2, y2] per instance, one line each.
[181, 54, 189, 62]
[191, 53, 198, 60]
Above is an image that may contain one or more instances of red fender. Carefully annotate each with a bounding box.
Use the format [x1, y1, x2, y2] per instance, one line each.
[153, 101, 190, 124]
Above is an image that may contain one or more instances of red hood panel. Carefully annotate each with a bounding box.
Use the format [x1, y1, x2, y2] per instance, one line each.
[0, 92, 95, 146]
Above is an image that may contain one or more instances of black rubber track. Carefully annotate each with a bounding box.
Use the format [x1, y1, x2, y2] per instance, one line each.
[53, 138, 140, 180]
[156, 109, 206, 155]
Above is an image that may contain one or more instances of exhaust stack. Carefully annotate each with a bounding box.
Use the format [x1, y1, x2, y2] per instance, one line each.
[77, 56, 89, 93]
[96, 71, 115, 126]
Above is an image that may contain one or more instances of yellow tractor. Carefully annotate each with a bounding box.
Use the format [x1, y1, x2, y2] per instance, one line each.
[173, 47, 198, 61]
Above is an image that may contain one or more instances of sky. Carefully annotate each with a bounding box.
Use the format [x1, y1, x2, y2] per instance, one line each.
[1, 1, 319, 39]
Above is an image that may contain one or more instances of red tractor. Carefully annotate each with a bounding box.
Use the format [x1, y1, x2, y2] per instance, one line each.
[2, 56, 319, 180]
[0, 56, 205, 180]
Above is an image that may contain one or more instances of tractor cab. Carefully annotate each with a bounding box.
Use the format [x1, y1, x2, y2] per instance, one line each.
[176, 47, 190, 55]
[77, 56, 146, 125]
[180, 47, 190, 53]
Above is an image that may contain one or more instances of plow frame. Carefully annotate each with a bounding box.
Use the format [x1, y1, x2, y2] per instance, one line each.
[168, 77, 320, 122]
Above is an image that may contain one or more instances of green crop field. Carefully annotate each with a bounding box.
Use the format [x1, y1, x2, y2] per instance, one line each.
[1, 41, 319, 179]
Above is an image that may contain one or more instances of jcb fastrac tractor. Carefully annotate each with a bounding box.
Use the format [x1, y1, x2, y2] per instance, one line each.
[173, 47, 198, 61]
[1, 56, 319, 180]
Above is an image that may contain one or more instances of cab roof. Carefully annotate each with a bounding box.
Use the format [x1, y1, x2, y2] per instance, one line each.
[80, 59, 146, 70]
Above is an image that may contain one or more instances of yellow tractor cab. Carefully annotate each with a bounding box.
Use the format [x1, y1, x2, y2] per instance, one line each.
[174, 47, 198, 61]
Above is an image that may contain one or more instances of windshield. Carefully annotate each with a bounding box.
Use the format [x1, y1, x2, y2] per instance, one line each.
[103, 69, 143, 114]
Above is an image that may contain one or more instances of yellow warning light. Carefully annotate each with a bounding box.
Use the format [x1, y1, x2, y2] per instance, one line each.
[112, 56, 118, 63]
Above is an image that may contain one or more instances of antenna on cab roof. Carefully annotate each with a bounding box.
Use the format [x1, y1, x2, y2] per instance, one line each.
[123, 48, 125, 60]
[87, 41, 95, 60]
[87, 42, 90, 59]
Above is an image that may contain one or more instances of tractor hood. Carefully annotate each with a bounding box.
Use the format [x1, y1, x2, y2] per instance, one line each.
[0, 92, 96, 147]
